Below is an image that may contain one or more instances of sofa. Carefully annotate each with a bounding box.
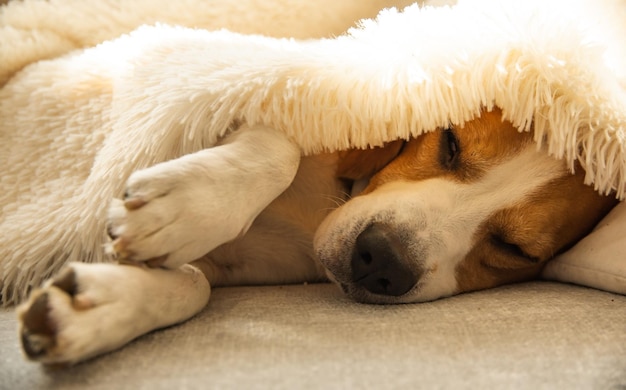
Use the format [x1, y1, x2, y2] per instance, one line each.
[1, 281, 625, 389]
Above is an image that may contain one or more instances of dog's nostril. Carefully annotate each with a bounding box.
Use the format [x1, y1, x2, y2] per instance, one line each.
[360, 251, 373, 265]
[351, 223, 418, 297]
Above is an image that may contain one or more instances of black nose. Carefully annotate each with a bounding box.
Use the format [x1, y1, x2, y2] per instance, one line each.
[351, 223, 418, 296]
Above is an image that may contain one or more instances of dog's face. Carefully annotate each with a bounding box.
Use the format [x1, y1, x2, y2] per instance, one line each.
[315, 110, 618, 303]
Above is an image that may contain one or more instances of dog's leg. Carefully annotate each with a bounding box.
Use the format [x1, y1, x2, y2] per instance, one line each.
[17, 262, 210, 365]
[17, 125, 299, 364]
[107, 124, 301, 269]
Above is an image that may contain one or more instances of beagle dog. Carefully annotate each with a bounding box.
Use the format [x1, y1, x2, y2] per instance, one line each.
[18, 109, 617, 364]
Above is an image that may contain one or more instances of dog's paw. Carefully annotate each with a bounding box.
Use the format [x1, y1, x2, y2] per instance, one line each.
[17, 263, 144, 364]
[18, 262, 211, 365]
[107, 127, 301, 269]
[107, 157, 242, 269]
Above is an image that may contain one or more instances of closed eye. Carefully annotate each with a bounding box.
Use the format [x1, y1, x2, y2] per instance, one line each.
[439, 128, 460, 170]
[491, 234, 540, 264]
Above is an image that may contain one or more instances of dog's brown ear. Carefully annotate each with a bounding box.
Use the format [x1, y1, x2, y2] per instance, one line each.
[337, 140, 404, 180]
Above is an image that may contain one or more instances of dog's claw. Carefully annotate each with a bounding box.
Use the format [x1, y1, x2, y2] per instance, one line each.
[112, 238, 135, 259]
[107, 224, 118, 240]
[124, 197, 146, 210]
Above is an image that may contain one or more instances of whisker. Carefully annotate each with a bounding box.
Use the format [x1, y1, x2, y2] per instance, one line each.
[320, 194, 348, 208]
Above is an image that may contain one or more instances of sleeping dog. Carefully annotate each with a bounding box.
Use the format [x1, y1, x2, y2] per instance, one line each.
[17, 109, 617, 364]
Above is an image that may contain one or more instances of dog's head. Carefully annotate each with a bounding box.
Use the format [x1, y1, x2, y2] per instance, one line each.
[315, 109, 618, 303]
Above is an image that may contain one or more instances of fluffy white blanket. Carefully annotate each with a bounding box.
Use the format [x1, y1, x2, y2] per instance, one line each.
[1, 0, 625, 304]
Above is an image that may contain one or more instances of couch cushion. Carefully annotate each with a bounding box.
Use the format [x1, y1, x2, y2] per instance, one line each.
[1, 282, 625, 389]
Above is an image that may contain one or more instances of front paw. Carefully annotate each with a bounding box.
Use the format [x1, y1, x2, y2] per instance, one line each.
[107, 132, 297, 269]
[17, 264, 131, 364]
[106, 159, 243, 269]
[17, 262, 211, 365]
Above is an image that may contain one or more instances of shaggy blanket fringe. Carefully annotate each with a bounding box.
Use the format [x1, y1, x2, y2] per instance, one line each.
[1, 0, 625, 303]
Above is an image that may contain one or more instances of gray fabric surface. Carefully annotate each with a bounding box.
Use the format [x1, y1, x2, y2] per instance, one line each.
[1, 282, 625, 389]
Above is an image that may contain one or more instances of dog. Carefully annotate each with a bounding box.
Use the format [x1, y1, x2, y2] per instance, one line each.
[16, 108, 617, 364]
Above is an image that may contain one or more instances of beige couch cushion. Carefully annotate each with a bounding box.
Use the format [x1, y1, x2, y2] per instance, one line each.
[1, 282, 625, 389]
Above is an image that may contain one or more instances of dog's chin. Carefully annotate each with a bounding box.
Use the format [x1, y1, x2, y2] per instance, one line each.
[322, 261, 418, 304]
[329, 280, 421, 305]
[325, 266, 456, 304]
[340, 283, 403, 304]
